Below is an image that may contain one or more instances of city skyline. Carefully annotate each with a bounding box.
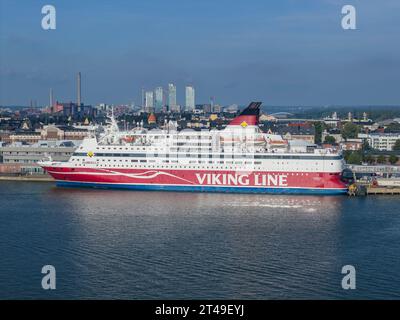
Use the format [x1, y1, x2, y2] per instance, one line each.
[1, 1, 400, 107]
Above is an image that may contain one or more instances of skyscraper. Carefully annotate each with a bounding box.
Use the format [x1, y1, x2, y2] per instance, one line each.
[168, 83, 177, 112]
[185, 86, 195, 111]
[145, 91, 154, 113]
[210, 96, 215, 113]
[154, 87, 164, 112]
[141, 87, 145, 109]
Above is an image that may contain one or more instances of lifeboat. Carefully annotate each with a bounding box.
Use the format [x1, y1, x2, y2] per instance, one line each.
[122, 135, 135, 143]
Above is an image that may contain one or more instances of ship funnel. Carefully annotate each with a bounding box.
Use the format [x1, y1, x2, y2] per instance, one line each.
[228, 102, 261, 126]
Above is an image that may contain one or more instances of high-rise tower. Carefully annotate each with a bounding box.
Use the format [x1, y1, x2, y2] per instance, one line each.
[168, 83, 177, 112]
[154, 87, 164, 112]
[141, 87, 145, 109]
[185, 86, 195, 112]
[145, 91, 154, 113]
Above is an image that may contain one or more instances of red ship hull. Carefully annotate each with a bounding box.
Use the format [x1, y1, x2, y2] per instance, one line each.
[42, 166, 348, 195]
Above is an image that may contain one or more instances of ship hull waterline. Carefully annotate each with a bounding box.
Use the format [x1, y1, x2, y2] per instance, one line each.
[43, 166, 348, 195]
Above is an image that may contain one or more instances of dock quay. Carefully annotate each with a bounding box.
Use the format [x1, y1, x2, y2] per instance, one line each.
[366, 187, 400, 195]
[346, 164, 400, 196]
[348, 183, 400, 196]
[0, 175, 53, 182]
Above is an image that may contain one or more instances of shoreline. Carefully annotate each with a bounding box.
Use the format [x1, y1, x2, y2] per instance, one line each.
[0, 176, 53, 182]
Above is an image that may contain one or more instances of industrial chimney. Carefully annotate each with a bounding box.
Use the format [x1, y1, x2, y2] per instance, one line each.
[49, 88, 53, 108]
[77, 72, 81, 106]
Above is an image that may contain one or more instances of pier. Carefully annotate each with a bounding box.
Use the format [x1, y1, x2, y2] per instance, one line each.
[0, 175, 53, 182]
[366, 187, 400, 195]
[348, 183, 400, 196]
[346, 164, 400, 196]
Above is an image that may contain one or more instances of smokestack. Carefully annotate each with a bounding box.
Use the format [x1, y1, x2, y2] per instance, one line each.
[77, 72, 81, 106]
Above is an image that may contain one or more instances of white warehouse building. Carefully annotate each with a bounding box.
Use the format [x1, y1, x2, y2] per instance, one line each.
[358, 133, 400, 151]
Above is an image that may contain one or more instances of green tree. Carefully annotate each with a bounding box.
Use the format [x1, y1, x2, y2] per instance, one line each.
[341, 122, 359, 140]
[324, 135, 336, 144]
[384, 123, 400, 133]
[347, 151, 363, 165]
[393, 139, 400, 151]
[314, 122, 324, 144]
[363, 154, 375, 164]
[362, 139, 371, 151]
[377, 155, 386, 164]
[389, 154, 398, 165]
[343, 150, 352, 162]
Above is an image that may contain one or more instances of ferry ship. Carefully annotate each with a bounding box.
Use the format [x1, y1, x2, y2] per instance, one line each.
[39, 102, 348, 194]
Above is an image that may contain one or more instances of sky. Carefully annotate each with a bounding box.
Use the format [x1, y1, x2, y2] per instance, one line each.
[0, 0, 400, 107]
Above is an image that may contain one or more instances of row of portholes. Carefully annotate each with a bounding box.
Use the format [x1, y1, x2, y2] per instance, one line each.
[73, 162, 317, 174]
[71, 157, 327, 170]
